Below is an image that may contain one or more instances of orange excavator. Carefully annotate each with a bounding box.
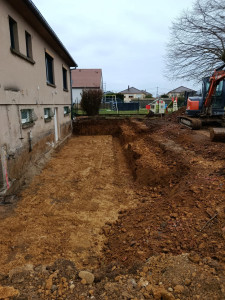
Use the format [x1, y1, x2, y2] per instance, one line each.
[178, 64, 225, 140]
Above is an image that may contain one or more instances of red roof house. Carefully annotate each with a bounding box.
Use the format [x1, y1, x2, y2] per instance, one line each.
[71, 69, 103, 103]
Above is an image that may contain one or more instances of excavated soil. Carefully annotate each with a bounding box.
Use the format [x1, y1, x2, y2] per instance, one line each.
[0, 112, 224, 299]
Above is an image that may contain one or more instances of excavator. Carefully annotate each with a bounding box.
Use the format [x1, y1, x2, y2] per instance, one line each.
[178, 64, 225, 141]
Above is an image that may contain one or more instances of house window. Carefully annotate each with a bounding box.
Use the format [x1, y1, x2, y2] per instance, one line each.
[25, 31, 33, 59]
[64, 106, 71, 116]
[45, 52, 55, 85]
[44, 108, 53, 122]
[20, 109, 37, 128]
[62, 67, 68, 90]
[9, 16, 19, 51]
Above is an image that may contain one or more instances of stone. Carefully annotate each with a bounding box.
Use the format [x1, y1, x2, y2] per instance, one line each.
[174, 285, 185, 293]
[184, 279, 191, 286]
[138, 278, 149, 287]
[45, 272, 58, 290]
[168, 287, 173, 292]
[0, 285, 20, 298]
[9, 264, 34, 278]
[142, 266, 149, 273]
[102, 225, 111, 235]
[127, 278, 137, 288]
[51, 285, 57, 292]
[189, 253, 200, 264]
[79, 271, 95, 284]
[152, 287, 175, 300]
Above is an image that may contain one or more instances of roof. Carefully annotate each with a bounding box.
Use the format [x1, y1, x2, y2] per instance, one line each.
[167, 86, 196, 94]
[119, 87, 144, 94]
[71, 69, 102, 88]
[141, 90, 152, 96]
[7, 0, 77, 67]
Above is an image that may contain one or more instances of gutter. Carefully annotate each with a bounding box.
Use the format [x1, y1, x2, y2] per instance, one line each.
[23, 0, 78, 68]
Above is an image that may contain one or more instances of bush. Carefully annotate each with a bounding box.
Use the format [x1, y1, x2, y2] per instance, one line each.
[161, 94, 169, 98]
[80, 89, 103, 116]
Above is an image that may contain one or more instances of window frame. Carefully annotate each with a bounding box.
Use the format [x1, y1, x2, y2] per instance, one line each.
[64, 106, 71, 116]
[44, 107, 53, 122]
[62, 67, 68, 91]
[25, 31, 33, 59]
[45, 52, 55, 87]
[9, 16, 19, 51]
[20, 109, 36, 128]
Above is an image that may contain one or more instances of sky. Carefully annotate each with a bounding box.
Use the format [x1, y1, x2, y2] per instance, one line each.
[32, 0, 199, 96]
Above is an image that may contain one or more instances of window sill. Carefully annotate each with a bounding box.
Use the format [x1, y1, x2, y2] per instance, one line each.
[44, 118, 52, 123]
[22, 122, 35, 129]
[63, 88, 69, 92]
[47, 82, 56, 88]
[10, 48, 35, 65]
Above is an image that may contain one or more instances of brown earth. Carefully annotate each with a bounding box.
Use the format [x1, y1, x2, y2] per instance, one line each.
[0, 112, 224, 299]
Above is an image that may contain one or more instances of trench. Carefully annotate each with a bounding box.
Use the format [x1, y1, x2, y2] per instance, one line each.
[0, 117, 224, 299]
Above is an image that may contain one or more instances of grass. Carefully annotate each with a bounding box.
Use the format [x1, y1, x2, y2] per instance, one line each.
[74, 108, 149, 116]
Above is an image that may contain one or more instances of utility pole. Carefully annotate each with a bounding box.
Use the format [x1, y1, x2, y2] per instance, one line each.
[156, 87, 159, 98]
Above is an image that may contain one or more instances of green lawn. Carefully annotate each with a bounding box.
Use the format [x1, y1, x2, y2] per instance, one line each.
[74, 108, 149, 116]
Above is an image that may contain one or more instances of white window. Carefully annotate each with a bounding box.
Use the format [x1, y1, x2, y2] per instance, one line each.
[64, 106, 71, 116]
[20, 109, 37, 127]
[44, 108, 53, 121]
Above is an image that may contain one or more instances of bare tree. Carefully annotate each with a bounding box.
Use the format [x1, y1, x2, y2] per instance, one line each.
[166, 0, 225, 82]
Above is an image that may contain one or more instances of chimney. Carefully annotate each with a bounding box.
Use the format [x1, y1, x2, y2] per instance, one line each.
[128, 85, 130, 90]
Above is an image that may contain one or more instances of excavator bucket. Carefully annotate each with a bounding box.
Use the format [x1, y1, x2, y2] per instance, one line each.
[210, 128, 225, 142]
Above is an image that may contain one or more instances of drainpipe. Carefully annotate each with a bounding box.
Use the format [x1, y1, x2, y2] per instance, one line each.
[70, 67, 75, 120]
[28, 130, 32, 152]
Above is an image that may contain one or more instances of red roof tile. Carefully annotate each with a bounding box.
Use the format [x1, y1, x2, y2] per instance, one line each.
[71, 69, 102, 88]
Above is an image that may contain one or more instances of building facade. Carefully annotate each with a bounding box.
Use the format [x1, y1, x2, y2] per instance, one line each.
[0, 0, 77, 194]
[119, 87, 146, 103]
[71, 69, 103, 104]
[167, 86, 196, 98]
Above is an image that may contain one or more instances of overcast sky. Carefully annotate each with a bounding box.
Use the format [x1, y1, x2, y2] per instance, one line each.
[33, 0, 199, 96]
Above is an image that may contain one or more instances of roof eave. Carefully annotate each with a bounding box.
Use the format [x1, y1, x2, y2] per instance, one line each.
[8, 0, 78, 67]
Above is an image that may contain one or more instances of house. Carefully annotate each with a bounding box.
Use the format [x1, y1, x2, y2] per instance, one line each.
[71, 69, 103, 103]
[167, 86, 196, 98]
[119, 86, 147, 103]
[0, 0, 77, 194]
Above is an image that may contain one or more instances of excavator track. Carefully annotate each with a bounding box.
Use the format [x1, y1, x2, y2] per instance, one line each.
[178, 116, 202, 130]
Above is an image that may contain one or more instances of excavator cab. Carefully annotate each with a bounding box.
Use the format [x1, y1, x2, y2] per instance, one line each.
[186, 76, 225, 117]
[179, 66, 225, 140]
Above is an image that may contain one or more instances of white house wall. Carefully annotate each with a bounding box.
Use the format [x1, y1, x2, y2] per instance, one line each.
[0, 1, 73, 194]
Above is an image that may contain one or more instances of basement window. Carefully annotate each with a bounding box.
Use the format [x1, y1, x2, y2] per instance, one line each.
[44, 108, 53, 122]
[45, 52, 55, 86]
[25, 31, 33, 59]
[9, 16, 19, 51]
[21, 109, 37, 128]
[62, 67, 68, 91]
[64, 106, 71, 116]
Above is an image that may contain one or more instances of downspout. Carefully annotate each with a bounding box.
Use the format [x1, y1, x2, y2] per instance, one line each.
[70, 67, 76, 120]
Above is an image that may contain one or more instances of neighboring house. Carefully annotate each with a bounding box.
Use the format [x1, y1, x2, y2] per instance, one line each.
[167, 86, 196, 98]
[119, 86, 146, 102]
[71, 69, 103, 103]
[0, 0, 77, 194]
